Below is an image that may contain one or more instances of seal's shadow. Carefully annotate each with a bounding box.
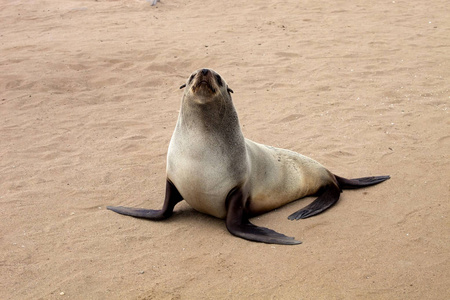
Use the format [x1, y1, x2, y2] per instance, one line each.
[159, 205, 224, 229]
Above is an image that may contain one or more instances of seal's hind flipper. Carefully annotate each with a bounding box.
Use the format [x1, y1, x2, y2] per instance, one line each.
[226, 186, 302, 245]
[335, 175, 390, 189]
[288, 184, 341, 220]
[107, 179, 183, 221]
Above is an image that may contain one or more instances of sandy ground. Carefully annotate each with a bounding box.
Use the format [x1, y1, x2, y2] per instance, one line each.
[1, 0, 449, 299]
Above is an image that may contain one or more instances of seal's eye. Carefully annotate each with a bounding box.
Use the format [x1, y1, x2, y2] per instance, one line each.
[215, 74, 223, 87]
[188, 74, 195, 84]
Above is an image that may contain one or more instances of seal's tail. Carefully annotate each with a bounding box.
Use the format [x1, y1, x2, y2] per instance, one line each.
[335, 175, 390, 190]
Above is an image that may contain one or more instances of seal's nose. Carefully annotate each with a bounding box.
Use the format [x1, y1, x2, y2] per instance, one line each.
[201, 69, 209, 76]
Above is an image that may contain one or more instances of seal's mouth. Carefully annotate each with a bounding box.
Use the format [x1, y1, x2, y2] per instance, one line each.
[191, 69, 217, 94]
[194, 80, 216, 93]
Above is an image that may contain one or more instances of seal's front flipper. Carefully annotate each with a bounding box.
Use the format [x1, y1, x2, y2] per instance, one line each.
[107, 206, 167, 219]
[288, 184, 341, 220]
[107, 179, 183, 221]
[225, 187, 302, 245]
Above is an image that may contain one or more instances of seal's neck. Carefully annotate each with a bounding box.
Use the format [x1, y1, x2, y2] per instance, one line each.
[177, 99, 245, 147]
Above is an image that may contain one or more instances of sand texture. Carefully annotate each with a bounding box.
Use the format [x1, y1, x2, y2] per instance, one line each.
[1, 0, 449, 299]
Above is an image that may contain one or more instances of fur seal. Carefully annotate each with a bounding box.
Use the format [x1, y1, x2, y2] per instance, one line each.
[107, 68, 390, 245]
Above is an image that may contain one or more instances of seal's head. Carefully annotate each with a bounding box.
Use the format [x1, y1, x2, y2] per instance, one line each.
[180, 69, 233, 104]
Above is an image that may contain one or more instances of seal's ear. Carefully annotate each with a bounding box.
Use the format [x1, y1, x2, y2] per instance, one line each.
[179, 83, 186, 89]
[227, 87, 234, 94]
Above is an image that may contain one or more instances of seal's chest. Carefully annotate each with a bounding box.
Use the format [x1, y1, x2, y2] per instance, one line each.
[170, 164, 232, 219]
[166, 140, 238, 219]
